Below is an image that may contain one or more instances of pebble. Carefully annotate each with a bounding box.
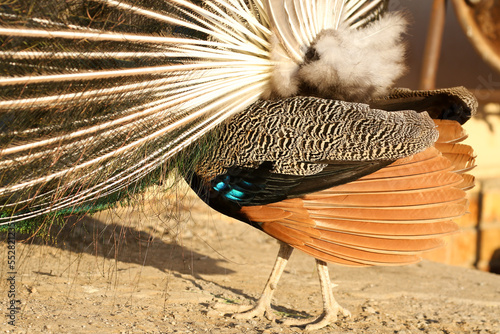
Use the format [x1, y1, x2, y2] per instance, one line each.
[262, 328, 283, 334]
[363, 306, 377, 314]
[25, 286, 37, 294]
[417, 321, 428, 329]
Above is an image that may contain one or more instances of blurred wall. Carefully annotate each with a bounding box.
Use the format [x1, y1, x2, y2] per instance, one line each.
[390, 1, 500, 273]
[392, 0, 500, 89]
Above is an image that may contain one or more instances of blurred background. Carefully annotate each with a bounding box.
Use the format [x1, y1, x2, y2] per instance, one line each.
[391, 0, 500, 273]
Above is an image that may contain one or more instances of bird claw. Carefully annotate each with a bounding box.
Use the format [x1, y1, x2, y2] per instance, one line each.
[212, 300, 276, 321]
[339, 306, 352, 318]
[232, 302, 276, 321]
[213, 302, 253, 314]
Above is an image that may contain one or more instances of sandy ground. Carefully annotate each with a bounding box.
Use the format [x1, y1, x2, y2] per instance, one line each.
[1, 189, 499, 334]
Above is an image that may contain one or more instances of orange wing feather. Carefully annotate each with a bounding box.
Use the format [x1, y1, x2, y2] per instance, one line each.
[240, 120, 475, 267]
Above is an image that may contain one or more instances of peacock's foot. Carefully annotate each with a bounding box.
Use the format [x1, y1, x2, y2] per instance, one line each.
[279, 259, 350, 330]
[212, 293, 350, 330]
[281, 302, 351, 330]
[210, 243, 293, 322]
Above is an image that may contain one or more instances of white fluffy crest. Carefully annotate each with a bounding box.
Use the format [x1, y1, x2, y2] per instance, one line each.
[268, 11, 408, 102]
[297, 12, 408, 102]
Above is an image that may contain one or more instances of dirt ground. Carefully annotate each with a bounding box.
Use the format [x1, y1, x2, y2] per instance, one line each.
[1, 187, 499, 334]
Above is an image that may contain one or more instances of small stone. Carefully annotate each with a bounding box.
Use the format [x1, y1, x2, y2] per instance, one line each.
[206, 309, 220, 318]
[363, 306, 377, 314]
[25, 285, 37, 294]
[417, 321, 428, 329]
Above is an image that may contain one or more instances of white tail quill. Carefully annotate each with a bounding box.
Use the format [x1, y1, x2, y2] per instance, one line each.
[0, 0, 387, 223]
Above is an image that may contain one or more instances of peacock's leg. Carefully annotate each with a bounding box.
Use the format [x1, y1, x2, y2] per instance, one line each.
[282, 259, 350, 330]
[214, 242, 293, 321]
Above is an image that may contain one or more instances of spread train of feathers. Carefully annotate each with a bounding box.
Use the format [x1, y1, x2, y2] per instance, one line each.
[0, 0, 388, 224]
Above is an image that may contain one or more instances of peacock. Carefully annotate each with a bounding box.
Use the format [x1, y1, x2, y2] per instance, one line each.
[0, 0, 476, 330]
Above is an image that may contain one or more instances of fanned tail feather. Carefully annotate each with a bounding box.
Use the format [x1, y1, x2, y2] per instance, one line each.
[265, 0, 388, 62]
[0, 0, 273, 223]
[0, 0, 390, 224]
